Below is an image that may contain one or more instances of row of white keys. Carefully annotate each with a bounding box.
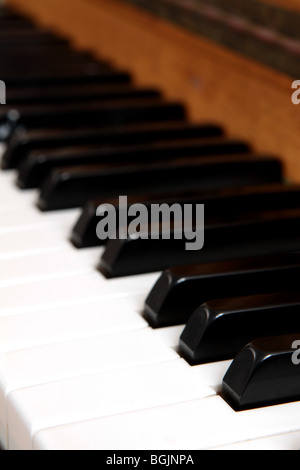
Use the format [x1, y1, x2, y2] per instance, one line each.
[0, 268, 160, 317]
[5, 316, 300, 450]
[8, 359, 222, 450]
[8, 290, 300, 449]
[0, 272, 230, 451]
[0, 297, 150, 353]
[0, 330, 182, 447]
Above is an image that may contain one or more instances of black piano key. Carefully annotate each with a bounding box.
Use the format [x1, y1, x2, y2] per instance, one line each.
[179, 291, 300, 365]
[0, 71, 131, 97]
[0, 30, 68, 46]
[0, 17, 36, 30]
[144, 252, 300, 327]
[0, 59, 113, 78]
[4, 83, 160, 106]
[0, 51, 100, 77]
[17, 137, 250, 188]
[222, 335, 300, 410]
[71, 183, 300, 249]
[1, 62, 111, 78]
[0, 41, 100, 57]
[0, 99, 185, 141]
[2, 121, 223, 169]
[37, 154, 282, 211]
[0, 45, 99, 61]
[1, 66, 129, 89]
[98, 207, 300, 278]
[0, 43, 99, 63]
[0, 9, 23, 19]
[0, 48, 102, 68]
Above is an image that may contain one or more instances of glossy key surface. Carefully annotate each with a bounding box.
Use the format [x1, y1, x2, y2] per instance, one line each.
[37, 154, 282, 211]
[98, 207, 300, 278]
[222, 335, 300, 410]
[17, 137, 250, 188]
[179, 291, 300, 364]
[2, 121, 222, 170]
[1, 86, 160, 115]
[0, 99, 185, 141]
[144, 252, 300, 327]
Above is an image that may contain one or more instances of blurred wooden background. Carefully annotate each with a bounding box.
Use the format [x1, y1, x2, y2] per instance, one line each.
[6, 0, 300, 181]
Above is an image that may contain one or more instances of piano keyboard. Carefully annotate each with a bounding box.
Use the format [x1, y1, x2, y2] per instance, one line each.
[1, 5, 300, 451]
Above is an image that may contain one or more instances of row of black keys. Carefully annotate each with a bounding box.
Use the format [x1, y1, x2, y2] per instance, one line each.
[1, 7, 300, 414]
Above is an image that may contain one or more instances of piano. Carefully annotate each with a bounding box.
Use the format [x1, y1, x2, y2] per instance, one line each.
[1, 0, 300, 451]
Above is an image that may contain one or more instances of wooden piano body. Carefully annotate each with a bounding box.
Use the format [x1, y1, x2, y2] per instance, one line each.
[1, 0, 300, 450]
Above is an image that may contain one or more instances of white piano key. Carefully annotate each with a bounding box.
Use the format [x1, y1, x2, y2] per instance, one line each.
[7, 359, 215, 450]
[0, 191, 37, 211]
[0, 328, 175, 392]
[0, 227, 70, 259]
[0, 296, 148, 353]
[31, 396, 300, 450]
[0, 171, 79, 230]
[0, 172, 18, 192]
[153, 325, 185, 350]
[0, 208, 92, 258]
[0, 271, 160, 317]
[151, 324, 231, 385]
[0, 204, 80, 233]
[0, 328, 179, 447]
[0, 187, 31, 210]
[0, 248, 100, 286]
[0, 286, 229, 392]
[0, 206, 45, 232]
[0, 173, 36, 207]
[152, 326, 231, 386]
